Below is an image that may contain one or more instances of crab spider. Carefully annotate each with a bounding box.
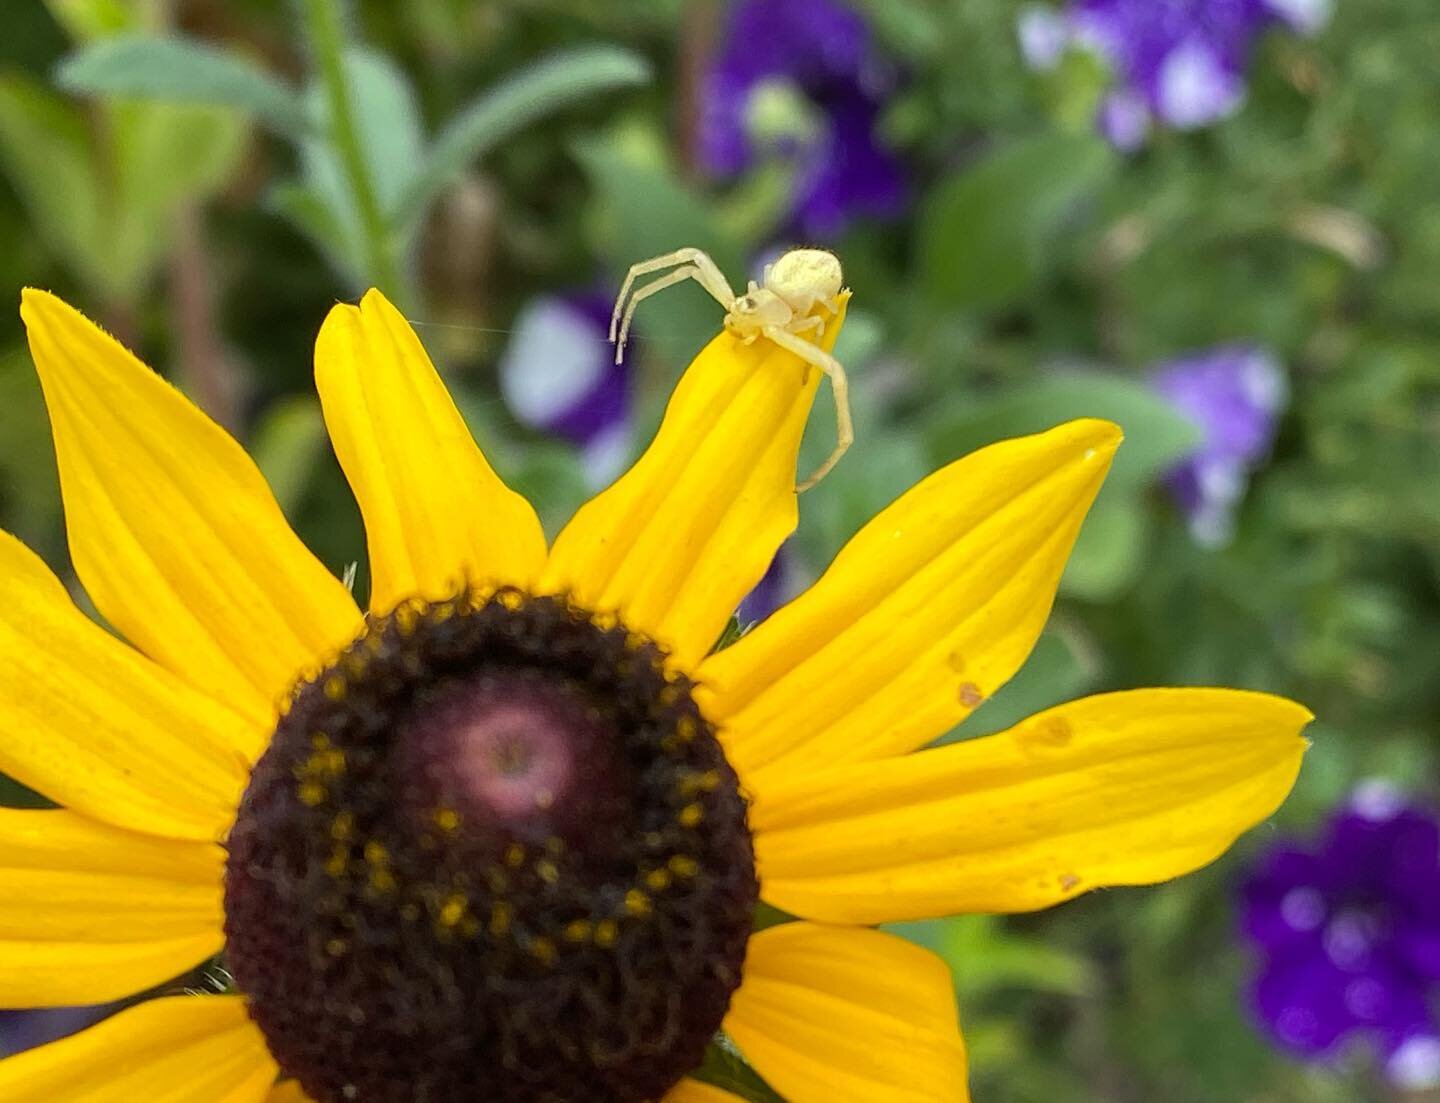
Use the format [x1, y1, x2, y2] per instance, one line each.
[609, 246, 852, 492]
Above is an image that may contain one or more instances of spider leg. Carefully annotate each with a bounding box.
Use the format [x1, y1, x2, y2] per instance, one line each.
[615, 265, 705, 364]
[790, 315, 826, 340]
[610, 248, 736, 344]
[762, 324, 853, 492]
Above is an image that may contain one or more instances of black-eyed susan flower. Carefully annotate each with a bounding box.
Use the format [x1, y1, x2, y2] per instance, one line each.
[0, 284, 1310, 1102]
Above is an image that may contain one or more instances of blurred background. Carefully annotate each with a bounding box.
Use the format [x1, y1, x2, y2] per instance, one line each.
[0, 1, 1437, 1100]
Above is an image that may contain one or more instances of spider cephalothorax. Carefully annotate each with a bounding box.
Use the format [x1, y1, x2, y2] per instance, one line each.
[609, 246, 852, 491]
[223, 588, 757, 1103]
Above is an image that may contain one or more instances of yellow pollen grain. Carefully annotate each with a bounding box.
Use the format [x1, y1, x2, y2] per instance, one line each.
[330, 812, 355, 841]
[544, 836, 565, 855]
[504, 843, 526, 868]
[675, 716, 698, 742]
[433, 808, 461, 833]
[533, 788, 555, 810]
[678, 803, 704, 828]
[400, 903, 421, 922]
[644, 868, 673, 892]
[529, 937, 557, 965]
[432, 602, 456, 623]
[460, 916, 480, 938]
[489, 902, 512, 936]
[499, 590, 524, 611]
[958, 681, 985, 708]
[624, 889, 652, 917]
[395, 604, 420, 635]
[298, 781, 327, 807]
[595, 919, 619, 948]
[311, 733, 332, 750]
[325, 848, 348, 878]
[668, 855, 700, 879]
[368, 868, 396, 894]
[325, 938, 348, 957]
[323, 676, 346, 701]
[364, 841, 390, 865]
[486, 868, 509, 893]
[536, 859, 560, 885]
[564, 919, 593, 943]
[312, 747, 346, 776]
[680, 770, 719, 796]
[343, 652, 368, 678]
[438, 895, 468, 928]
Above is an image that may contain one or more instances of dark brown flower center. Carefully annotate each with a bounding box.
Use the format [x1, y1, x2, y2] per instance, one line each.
[223, 589, 758, 1103]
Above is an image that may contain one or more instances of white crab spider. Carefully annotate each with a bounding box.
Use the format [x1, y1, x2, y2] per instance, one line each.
[609, 246, 852, 492]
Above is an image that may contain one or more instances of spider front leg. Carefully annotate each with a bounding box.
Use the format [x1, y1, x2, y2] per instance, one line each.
[762, 324, 853, 492]
[613, 266, 704, 365]
[609, 248, 737, 358]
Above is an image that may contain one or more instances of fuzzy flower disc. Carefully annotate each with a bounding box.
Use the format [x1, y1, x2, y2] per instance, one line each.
[223, 589, 758, 1103]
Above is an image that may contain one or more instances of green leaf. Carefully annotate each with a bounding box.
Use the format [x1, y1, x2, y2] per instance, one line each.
[44, 0, 144, 41]
[0, 348, 61, 554]
[288, 48, 425, 285]
[0, 73, 247, 301]
[944, 915, 1098, 999]
[918, 132, 1115, 311]
[890, 915, 1097, 1000]
[55, 34, 309, 138]
[0, 75, 107, 293]
[267, 180, 355, 276]
[693, 1040, 783, 1103]
[249, 396, 328, 520]
[927, 373, 1201, 491]
[107, 100, 248, 293]
[394, 45, 652, 239]
[1060, 485, 1152, 601]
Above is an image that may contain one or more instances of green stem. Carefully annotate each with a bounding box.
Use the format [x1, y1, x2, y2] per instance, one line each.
[301, 0, 405, 300]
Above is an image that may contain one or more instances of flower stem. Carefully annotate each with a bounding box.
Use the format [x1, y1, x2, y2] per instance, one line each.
[301, 0, 405, 300]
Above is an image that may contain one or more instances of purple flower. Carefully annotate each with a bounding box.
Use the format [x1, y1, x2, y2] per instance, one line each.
[737, 549, 790, 628]
[1018, 6, 1072, 71]
[0, 1006, 113, 1058]
[1240, 783, 1440, 1089]
[700, 0, 907, 240]
[498, 292, 631, 489]
[1019, 0, 1329, 148]
[1152, 345, 1285, 546]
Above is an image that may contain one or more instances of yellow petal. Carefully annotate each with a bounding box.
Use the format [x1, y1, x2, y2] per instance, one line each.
[314, 290, 547, 612]
[0, 995, 278, 1102]
[0, 530, 251, 840]
[21, 289, 362, 728]
[664, 1080, 748, 1103]
[0, 809, 223, 1006]
[541, 298, 848, 669]
[751, 689, 1312, 923]
[724, 923, 968, 1103]
[700, 418, 1119, 784]
[266, 1085, 313, 1103]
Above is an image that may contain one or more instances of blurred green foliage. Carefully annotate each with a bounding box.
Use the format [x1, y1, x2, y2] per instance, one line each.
[0, 1, 1437, 1101]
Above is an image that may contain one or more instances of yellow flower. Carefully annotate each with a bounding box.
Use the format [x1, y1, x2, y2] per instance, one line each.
[0, 286, 1310, 1103]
